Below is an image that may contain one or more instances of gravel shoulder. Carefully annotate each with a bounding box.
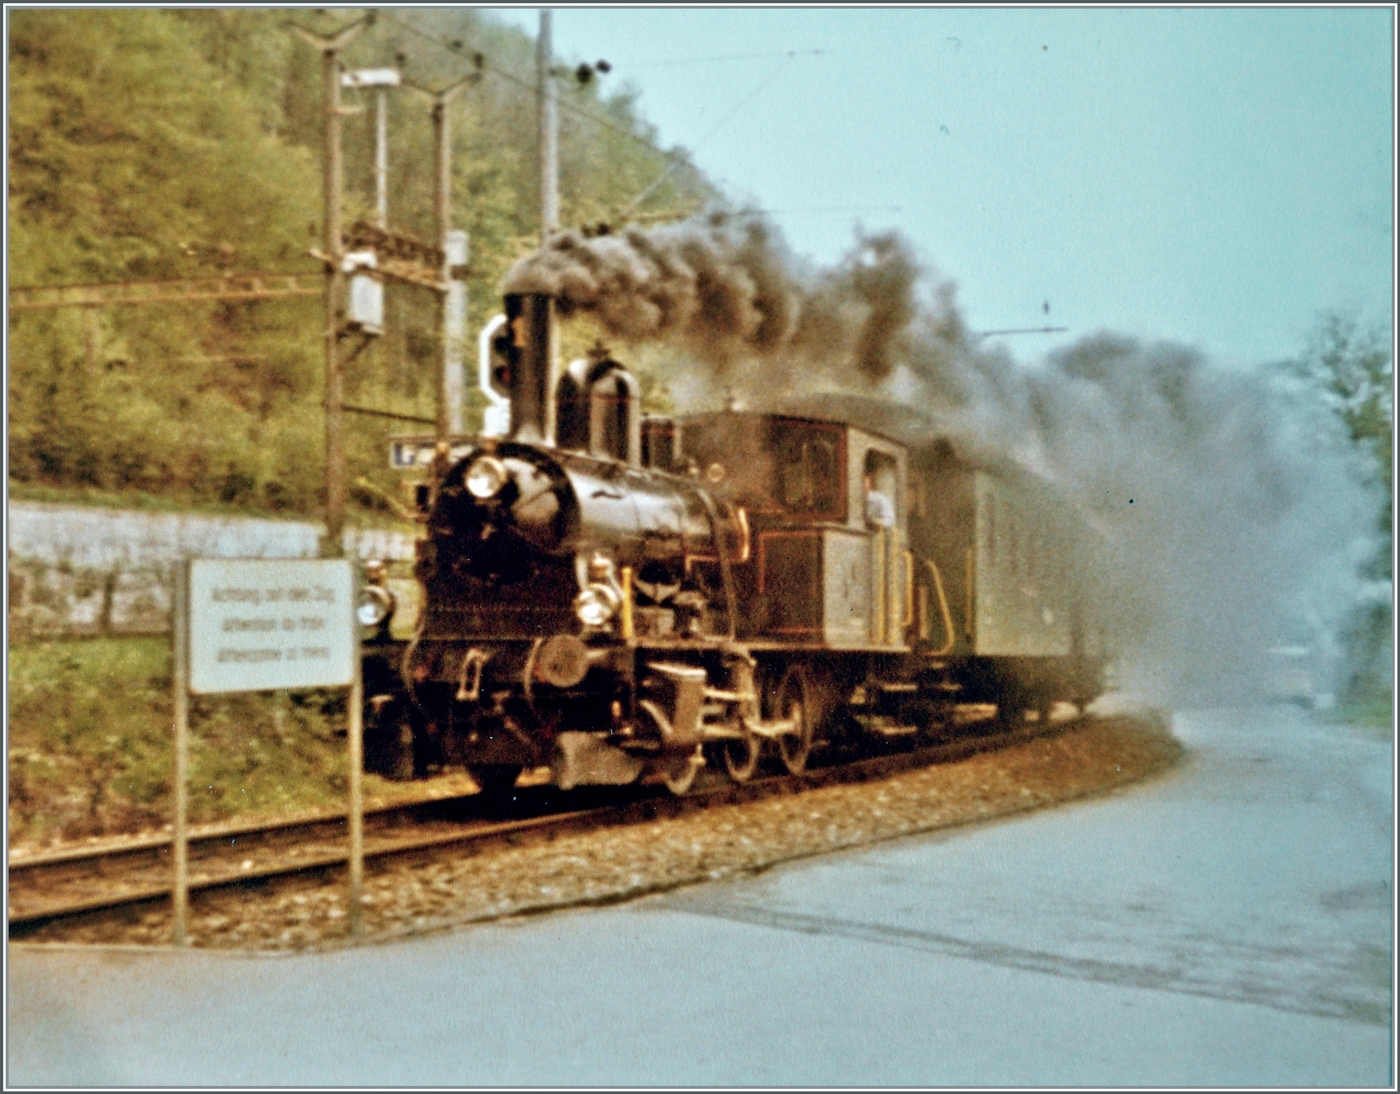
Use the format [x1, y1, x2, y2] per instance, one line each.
[15, 713, 1181, 952]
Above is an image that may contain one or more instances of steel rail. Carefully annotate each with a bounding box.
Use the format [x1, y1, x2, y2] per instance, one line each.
[9, 792, 482, 876]
[8, 713, 1072, 936]
[7, 792, 512, 921]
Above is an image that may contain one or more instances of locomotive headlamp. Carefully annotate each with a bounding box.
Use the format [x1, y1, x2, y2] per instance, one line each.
[575, 583, 621, 628]
[465, 455, 509, 499]
[357, 584, 396, 628]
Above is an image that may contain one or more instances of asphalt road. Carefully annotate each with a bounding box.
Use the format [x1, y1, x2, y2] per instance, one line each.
[7, 704, 1393, 1087]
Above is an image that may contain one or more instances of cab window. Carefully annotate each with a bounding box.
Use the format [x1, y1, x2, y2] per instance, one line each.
[775, 423, 843, 517]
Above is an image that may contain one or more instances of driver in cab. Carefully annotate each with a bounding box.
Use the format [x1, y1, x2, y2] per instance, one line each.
[864, 472, 896, 530]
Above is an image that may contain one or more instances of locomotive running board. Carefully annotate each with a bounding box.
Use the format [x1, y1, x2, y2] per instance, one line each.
[852, 713, 921, 737]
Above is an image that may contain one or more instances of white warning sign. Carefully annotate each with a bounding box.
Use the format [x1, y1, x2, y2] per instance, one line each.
[188, 559, 355, 694]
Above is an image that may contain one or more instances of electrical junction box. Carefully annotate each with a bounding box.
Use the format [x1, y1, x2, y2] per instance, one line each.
[343, 250, 383, 335]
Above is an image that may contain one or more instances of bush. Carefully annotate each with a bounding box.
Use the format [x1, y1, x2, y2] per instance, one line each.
[7, 636, 352, 847]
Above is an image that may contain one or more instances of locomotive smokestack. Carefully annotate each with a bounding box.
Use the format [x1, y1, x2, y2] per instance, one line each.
[499, 292, 557, 444]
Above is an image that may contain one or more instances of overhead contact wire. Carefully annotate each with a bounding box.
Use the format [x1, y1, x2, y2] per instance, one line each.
[380, 13, 816, 225]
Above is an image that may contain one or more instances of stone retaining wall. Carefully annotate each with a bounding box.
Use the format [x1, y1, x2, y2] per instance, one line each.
[8, 502, 418, 640]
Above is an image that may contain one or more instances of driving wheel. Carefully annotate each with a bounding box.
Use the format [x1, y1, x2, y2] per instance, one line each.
[771, 664, 814, 775]
[662, 747, 701, 796]
[721, 727, 761, 783]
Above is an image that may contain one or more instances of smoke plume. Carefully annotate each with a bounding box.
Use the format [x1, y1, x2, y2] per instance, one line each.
[503, 213, 1374, 704]
[502, 212, 950, 385]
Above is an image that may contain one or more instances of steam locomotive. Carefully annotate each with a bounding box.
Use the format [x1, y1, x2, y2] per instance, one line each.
[359, 292, 1107, 795]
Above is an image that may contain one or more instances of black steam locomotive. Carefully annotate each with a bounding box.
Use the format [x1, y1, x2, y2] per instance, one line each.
[360, 292, 1107, 795]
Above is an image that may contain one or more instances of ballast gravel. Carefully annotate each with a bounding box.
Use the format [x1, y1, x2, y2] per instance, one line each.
[22, 714, 1181, 951]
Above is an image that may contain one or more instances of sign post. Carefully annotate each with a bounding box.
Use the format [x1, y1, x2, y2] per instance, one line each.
[348, 645, 364, 936]
[172, 558, 360, 944]
[172, 562, 191, 946]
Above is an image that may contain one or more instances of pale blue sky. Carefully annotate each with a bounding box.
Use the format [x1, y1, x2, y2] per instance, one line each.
[482, 6, 1394, 369]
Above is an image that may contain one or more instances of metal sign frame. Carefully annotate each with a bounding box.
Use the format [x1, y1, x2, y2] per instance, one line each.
[170, 559, 365, 945]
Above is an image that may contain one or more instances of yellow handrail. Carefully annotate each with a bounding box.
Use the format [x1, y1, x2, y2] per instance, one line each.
[732, 505, 751, 564]
[872, 528, 886, 643]
[926, 558, 956, 656]
[620, 565, 635, 642]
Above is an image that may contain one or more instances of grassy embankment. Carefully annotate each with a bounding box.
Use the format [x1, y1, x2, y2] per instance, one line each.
[7, 635, 419, 852]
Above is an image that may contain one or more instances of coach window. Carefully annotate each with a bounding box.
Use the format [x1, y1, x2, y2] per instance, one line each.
[810, 437, 839, 511]
[780, 448, 813, 509]
[777, 425, 841, 517]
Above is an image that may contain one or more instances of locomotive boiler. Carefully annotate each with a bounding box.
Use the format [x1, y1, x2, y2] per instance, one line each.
[360, 292, 1107, 796]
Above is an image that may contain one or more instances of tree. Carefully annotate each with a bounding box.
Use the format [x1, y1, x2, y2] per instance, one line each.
[7, 9, 718, 516]
[1290, 310, 1393, 703]
[1293, 312, 1392, 567]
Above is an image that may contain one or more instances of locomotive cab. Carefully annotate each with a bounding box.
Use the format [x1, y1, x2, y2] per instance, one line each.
[678, 412, 913, 650]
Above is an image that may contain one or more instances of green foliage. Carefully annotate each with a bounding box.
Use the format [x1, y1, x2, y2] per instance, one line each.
[1288, 310, 1394, 706]
[9, 9, 316, 282]
[1291, 311, 1393, 554]
[6, 637, 350, 845]
[1325, 695, 1395, 737]
[8, 9, 715, 517]
[8, 9, 324, 509]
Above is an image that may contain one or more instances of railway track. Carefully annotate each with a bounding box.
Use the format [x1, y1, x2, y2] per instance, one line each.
[9, 710, 1071, 939]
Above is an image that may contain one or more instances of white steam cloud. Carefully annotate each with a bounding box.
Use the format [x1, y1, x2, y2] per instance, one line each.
[946, 333, 1371, 703]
